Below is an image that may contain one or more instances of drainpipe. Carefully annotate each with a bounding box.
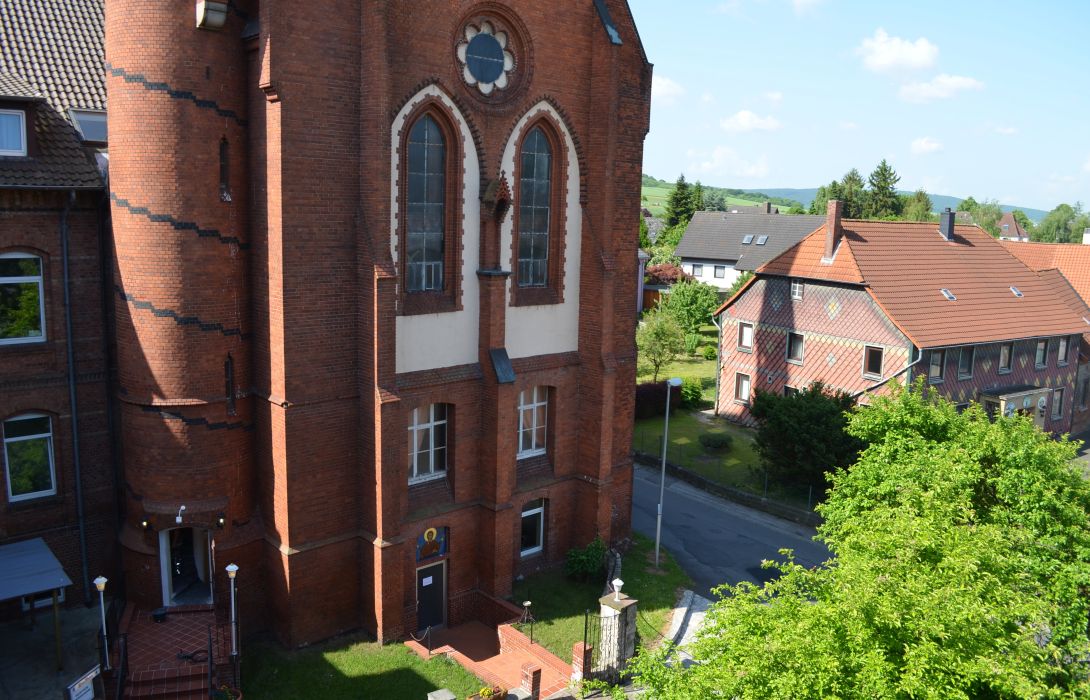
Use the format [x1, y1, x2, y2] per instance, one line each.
[850, 347, 924, 401]
[712, 314, 723, 415]
[61, 189, 91, 603]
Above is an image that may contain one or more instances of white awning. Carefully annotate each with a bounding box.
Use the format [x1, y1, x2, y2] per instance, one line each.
[0, 537, 72, 603]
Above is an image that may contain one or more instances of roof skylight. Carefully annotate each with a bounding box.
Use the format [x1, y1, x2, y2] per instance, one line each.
[742, 235, 754, 244]
[940, 288, 956, 301]
[1010, 286, 1023, 298]
[756, 235, 768, 245]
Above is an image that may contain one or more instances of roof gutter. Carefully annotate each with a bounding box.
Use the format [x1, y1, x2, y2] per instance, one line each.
[0, 184, 103, 191]
[850, 350, 926, 401]
[60, 189, 91, 603]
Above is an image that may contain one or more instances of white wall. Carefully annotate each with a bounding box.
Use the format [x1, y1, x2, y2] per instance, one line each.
[680, 257, 741, 290]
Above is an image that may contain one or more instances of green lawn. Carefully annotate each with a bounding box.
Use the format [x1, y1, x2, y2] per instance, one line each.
[244, 634, 483, 699]
[636, 325, 719, 403]
[641, 186, 767, 219]
[511, 533, 692, 662]
[633, 409, 760, 487]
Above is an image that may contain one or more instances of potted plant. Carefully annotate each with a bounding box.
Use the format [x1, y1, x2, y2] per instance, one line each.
[467, 686, 507, 699]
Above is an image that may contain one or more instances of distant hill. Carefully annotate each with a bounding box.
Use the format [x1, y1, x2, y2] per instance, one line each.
[739, 187, 1050, 222]
[641, 175, 805, 216]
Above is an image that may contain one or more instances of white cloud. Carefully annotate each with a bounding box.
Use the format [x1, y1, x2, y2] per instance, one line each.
[763, 90, 784, 104]
[899, 74, 983, 103]
[652, 75, 685, 107]
[687, 146, 770, 179]
[700, 91, 715, 104]
[792, 0, 822, 14]
[839, 120, 859, 130]
[720, 110, 782, 132]
[994, 125, 1018, 136]
[857, 28, 939, 73]
[910, 136, 943, 155]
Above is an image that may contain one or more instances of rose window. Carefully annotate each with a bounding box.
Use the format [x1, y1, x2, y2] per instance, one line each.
[457, 21, 514, 95]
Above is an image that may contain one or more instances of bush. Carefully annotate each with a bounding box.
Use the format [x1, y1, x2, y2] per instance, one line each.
[635, 381, 683, 419]
[699, 432, 733, 451]
[701, 344, 718, 360]
[565, 538, 607, 582]
[684, 333, 701, 355]
[680, 377, 703, 407]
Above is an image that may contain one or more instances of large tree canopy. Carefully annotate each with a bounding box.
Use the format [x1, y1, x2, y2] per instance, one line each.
[659, 280, 720, 334]
[632, 384, 1090, 698]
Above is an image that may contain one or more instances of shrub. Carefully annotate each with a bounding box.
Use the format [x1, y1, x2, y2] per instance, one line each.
[565, 538, 607, 582]
[684, 333, 701, 355]
[699, 432, 733, 451]
[635, 381, 683, 419]
[644, 262, 689, 286]
[680, 377, 704, 407]
[701, 344, 718, 360]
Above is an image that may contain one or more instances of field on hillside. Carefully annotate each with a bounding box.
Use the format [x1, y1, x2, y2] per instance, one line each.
[641, 185, 764, 218]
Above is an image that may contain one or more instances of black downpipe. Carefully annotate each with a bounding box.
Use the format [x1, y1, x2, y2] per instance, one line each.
[61, 189, 91, 602]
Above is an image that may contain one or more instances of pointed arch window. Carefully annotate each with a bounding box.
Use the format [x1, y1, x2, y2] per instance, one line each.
[511, 118, 566, 306]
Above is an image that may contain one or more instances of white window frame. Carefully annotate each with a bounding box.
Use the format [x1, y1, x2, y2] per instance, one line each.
[790, 279, 804, 300]
[929, 349, 945, 383]
[737, 322, 753, 351]
[1035, 339, 1047, 369]
[691, 263, 703, 277]
[1053, 388, 1065, 420]
[734, 372, 751, 404]
[0, 252, 46, 345]
[786, 332, 805, 364]
[863, 345, 884, 379]
[407, 403, 448, 484]
[3, 413, 57, 502]
[713, 265, 726, 279]
[520, 500, 545, 557]
[958, 346, 974, 380]
[0, 109, 27, 157]
[998, 342, 1013, 374]
[1058, 336, 1070, 366]
[517, 386, 548, 459]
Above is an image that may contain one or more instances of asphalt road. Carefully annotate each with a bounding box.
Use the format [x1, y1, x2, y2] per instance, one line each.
[631, 463, 830, 598]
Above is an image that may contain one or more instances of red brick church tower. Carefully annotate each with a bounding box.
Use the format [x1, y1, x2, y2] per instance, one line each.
[105, 0, 651, 645]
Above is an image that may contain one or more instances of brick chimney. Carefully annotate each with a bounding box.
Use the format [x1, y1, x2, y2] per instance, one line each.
[939, 208, 955, 241]
[763, 201, 772, 214]
[823, 199, 842, 261]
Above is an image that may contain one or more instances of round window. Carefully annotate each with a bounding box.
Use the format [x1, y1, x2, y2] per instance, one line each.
[457, 21, 515, 96]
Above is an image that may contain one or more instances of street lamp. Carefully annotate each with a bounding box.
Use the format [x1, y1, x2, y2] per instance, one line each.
[93, 576, 109, 671]
[225, 564, 239, 664]
[654, 377, 683, 569]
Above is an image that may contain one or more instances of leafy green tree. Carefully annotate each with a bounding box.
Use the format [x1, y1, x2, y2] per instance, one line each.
[664, 174, 695, 227]
[957, 195, 979, 212]
[724, 270, 752, 298]
[807, 180, 842, 215]
[655, 222, 687, 250]
[1034, 202, 1090, 243]
[638, 215, 652, 250]
[784, 205, 806, 215]
[636, 306, 685, 382]
[1011, 209, 1036, 235]
[631, 383, 1090, 698]
[704, 190, 727, 211]
[749, 382, 861, 489]
[689, 181, 706, 214]
[839, 168, 867, 218]
[902, 189, 934, 222]
[660, 280, 720, 334]
[864, 159, 902, 218]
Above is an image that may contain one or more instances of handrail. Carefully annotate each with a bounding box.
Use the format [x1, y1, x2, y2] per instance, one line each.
[113, 634, 128, 700]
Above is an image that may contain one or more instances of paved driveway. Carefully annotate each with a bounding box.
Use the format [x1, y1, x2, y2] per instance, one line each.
[631, 464, 829, 598]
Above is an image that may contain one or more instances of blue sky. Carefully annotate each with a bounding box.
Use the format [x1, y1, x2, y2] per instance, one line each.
[628, 0, 1090, 211]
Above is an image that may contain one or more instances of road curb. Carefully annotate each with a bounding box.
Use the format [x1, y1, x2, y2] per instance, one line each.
[666, 589, 695, 647]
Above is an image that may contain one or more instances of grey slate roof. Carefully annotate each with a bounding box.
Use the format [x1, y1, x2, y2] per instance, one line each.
[675, 211, 825, 271]
[0, 0, 105, 189]
[0, 71, 43, 101]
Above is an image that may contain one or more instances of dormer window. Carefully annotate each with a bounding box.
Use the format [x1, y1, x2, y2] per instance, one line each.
[69, 109, 107, 145]
[0, 109, 27, 156]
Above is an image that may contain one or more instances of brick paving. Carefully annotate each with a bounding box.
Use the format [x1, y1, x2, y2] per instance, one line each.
[118, 605, 232, 699]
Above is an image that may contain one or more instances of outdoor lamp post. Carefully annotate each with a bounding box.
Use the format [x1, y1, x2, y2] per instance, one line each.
[654, 377, 683, 569]
[225, 564, 239, 662]
[93, 575, 109, 670]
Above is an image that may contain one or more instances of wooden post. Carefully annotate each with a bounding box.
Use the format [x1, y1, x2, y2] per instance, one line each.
[53, 588, 62, 671]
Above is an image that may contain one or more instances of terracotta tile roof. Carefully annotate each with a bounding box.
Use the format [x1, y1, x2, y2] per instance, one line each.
[738, 219, 1089, 348]
[0, 0, 104, 189]
[996, 212, 1027, 239]
[1000, 240, 1090, 308]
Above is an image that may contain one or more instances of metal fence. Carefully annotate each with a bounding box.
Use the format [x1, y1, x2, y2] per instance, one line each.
[583, 607, 630, 685]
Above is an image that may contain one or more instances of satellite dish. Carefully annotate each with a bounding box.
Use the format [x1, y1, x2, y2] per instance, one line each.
[1004, 404, 1016, 417]
[1037, 396, 1048, 410]
[1022, 396, 1032, 409]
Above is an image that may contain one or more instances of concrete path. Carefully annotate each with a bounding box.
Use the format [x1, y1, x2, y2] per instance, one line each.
[0, 604, 102, 700]
[632, 463, 829, 598]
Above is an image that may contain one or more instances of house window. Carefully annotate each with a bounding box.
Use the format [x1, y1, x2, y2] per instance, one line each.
[999, 342, 1013, 373]
[737, 322, 753, 351]
[219, 138, 231, 202]
[407, 404, 448, 483]
[406, 114, 446, 293]
[69, 109, 107, 144]
[517, 127, 551, 288]
[3, 414, 56, 502]
[784, 385, 799, 397]
[1079, 376, 1090, 410]
[691, 264, 703, 277]
[0, 109, 27, 156]
[1053, 388, 1065, 420]
[0, 253, 46, 344]
[734, 373, 751, 404]
[714, 266, 726, 279]
[863, 345, 884, 379]
[958, 346, 974, 379]
[1058, 336, 1070, 365]
[520, 498, 545, 557]
[790, 279, 804, 300]
[928, 349, 945, 383]
[786, 332, 804, 364]
[1035, 340, 1047, 368]
[517, 386, 548, 459]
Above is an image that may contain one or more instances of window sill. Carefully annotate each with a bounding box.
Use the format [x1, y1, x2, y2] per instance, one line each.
[928, 378, 944, 385]
[408, 472, 447, 487]
[517, 450, 547, 461]
[998, 368, 1012, 375]
[6, 492, 61, 510]
[737, 346, 753, 354]
[786, 358, 803, 366]
[0, 337, 48, 349]
[519, 547, 543, 559]
[862, 373, 883, 381]
[958, 373, 973, 381]
[1059, 361, 1069, 367]
[733, 399, 750, 406]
